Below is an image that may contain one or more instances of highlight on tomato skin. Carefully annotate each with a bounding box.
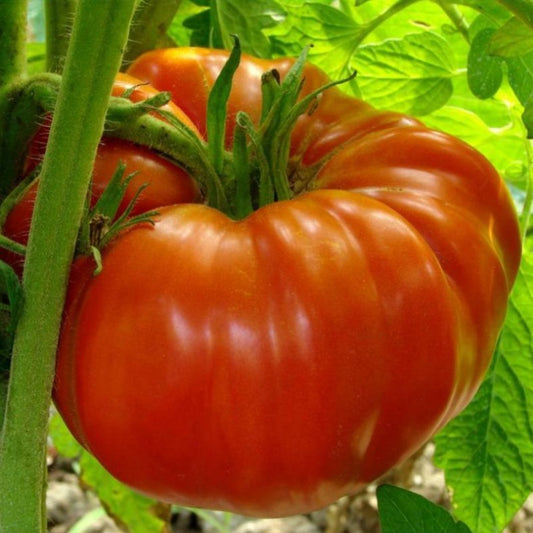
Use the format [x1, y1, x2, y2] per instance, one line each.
[50, 47, 522, 517]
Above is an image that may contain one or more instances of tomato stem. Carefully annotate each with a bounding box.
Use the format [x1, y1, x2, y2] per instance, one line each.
[434, 1, 470, 43]
[0, 1, 27, 86]
[0, 1, 28, 200]
[0, 1, 136, 530]
[0, 235, 26, 257]
[122, 0, 183, 67]
[108, 100, 232, 214]
[236, 112, 274, 208]
[45, 0, 77, 72]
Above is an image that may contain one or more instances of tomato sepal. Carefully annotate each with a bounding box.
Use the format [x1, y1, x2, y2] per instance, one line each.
[78, 161, 159, 260]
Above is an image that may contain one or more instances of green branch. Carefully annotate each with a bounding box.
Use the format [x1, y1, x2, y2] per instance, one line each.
[123, 0, 182, 66]
[0, 1, 28, 181]
[0, 1, 27, 85]
[436, 1, 470, 42]
[0, 1, 137, 531]
[45, 0, 78, 72]
[358, 0, 425, 45]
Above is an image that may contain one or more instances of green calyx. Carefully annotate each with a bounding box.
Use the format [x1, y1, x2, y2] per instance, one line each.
[200, 40, 356, 220]
[204, 38, 312, 219]
[77, 161, 158, 263]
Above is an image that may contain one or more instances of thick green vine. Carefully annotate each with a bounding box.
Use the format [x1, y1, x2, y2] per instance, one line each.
[0, 2, 27, 85]
[0, 1, 136, 531]
[45, 0, 78, 72]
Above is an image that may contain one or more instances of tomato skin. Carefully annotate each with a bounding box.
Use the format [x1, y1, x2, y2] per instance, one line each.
[1, 74, 201, 273]
[54, 48, 522, 516]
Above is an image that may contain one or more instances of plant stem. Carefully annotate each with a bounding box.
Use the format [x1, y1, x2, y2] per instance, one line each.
[0, 1, 28, 196]
[0, 1, 27, 85]
[45, 0, 78, 73]
[123, 0, 183, 66]
[358, 0, 424, 44]
[0, 1, 136, 530]
[106, 99, 230, 211]
[436, 1, 470, 42]
[0, 235, 26, 257]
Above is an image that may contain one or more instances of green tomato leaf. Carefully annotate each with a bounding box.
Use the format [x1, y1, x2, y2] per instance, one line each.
[489, 17, 533, 58]
[377, 485, 472, 533]
[49, 412, 84, 459]
[434, 253, 533, 533]
[423, 104, 529, 190]
[354, 32, 455, 116]
[213, 0, 287, 56]
[167, 0, 206, 46]
[506, 50, 533, 107]
[79, 454, 171, 533]
[467, 28, 504, 99]
[182, 9, 211, 47]
[175, 0, 286, 57]
[49, 413, 170, 533]
[268, 1, 362, 88]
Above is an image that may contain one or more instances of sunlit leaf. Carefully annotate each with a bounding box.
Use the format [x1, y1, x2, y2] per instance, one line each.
[170, 0, 286, 57]
[506, 51, 533, 107]
[434, 254, 533, 533]
[489, 17, 533, 58]
[354, 32, 455, 115]
[268, 0, 362, 87]
[467, 28, 504, 99]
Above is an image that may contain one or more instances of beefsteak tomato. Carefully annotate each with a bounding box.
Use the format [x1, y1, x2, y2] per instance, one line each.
[53, 48, 522, 517]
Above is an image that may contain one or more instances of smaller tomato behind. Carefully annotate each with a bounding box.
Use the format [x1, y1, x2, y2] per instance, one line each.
[1, 73, 201, 274]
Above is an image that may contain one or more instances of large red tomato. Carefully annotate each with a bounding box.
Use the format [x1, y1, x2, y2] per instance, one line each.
[53, 48, 522, 517]
[1, 73, 200, 273]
